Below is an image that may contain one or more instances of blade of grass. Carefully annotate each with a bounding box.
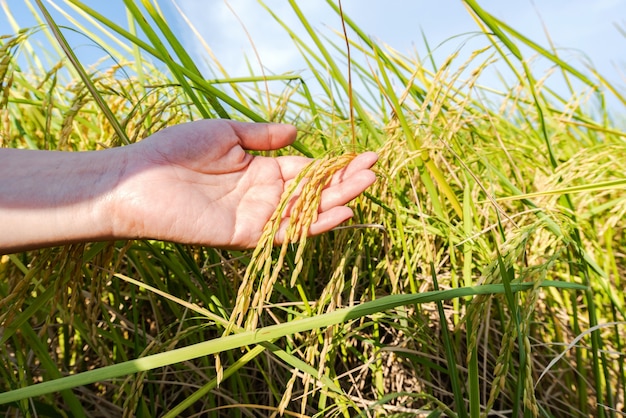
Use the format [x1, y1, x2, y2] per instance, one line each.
[535, 320, 626, 387]
[494, 179, 626, 202]
[0, 281, 585, 405]
[162, 344, 268, 418]
[50, 0, 134, 56]
[462, 0, 522, 60]
[34, 0, 130, 144]
[18, 322, 86, 418]
[140, 0, 232, 118]
[57, 1, 312, 157]
[463, 0, 560, 175]
[495, 243, 525, 418]
[122, 0, 212, 119]
[62, 1, 256, 120]
[285, 0, 381, 144]
[483, 10, 625, 107]
[431, 263, 467, 418]
[113, 270, 360, 411]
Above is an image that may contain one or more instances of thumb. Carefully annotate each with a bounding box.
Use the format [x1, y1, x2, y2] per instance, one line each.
[228, 120, 297, 151]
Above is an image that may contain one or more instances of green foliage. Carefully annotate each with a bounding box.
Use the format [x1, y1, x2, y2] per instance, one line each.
[1, 1, 625, 417]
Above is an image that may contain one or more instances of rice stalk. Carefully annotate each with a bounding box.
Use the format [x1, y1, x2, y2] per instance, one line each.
[227, 152, 357, 334]
[0, 31, 29, 112]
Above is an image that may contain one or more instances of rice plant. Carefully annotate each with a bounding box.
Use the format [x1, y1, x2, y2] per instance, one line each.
[0, 0, 624, 417]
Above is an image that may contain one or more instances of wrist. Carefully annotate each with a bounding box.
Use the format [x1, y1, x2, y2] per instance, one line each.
[95, 145, 154, 244]
[48, 147, 132, 247]
[104, 143, 152, 242]
[42, 147, 129, 248]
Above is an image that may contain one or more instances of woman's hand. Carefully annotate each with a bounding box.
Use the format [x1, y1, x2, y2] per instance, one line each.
[114, 119, 378, 249]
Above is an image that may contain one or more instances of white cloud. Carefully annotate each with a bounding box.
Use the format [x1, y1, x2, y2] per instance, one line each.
[172, 0, 326, 77]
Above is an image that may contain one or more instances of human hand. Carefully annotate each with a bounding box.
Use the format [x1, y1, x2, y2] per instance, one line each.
[113, 119, 377, 249]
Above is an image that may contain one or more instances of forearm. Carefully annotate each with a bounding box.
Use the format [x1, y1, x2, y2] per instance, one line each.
[0, 147, 127, 254]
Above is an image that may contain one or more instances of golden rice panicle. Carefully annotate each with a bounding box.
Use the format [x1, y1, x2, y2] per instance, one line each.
[224, 166, 302, 335]
[287, 153, 356, 286]
[225, 152, 356, 335]
[0, 32, 29, 114]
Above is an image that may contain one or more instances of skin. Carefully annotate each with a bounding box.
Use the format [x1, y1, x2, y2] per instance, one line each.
[0, 119, 378, 254]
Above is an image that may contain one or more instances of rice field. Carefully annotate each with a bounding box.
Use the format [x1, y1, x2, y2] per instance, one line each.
[0, 1, 625, 417]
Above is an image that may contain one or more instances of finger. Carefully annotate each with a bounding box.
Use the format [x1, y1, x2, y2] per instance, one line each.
[327, 152, 378, 186]
[277, 152, 377, 217]
[274, 151, 377, 184]
[228, 120, 297, 151]
[308, 206, 354, 235]
[318, 170, 377, 212]
[317, 152, 378, 212]
[273, 206, 354, 244]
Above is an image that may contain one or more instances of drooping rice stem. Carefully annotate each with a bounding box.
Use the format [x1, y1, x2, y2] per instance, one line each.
[226, 152, 357, 334]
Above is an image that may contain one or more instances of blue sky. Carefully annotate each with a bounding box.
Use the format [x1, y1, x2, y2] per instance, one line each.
[175, 1, 625, 80]
[1, 1, 624, 109]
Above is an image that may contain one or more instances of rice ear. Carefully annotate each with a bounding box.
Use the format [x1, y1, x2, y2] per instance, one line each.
[225, 153, 357, 334]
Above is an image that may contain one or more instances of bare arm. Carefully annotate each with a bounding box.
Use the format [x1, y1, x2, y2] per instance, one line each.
[0, 120, 377, 254]
[0, 147, 125, 253]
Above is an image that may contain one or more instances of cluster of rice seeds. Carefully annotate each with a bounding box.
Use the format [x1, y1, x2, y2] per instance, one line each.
[485, 318, 515, 414]
[278, 245, 354, 416]
[520, 268, 546, 416]
[226, 152, 357, 334]
[0, 32, 26, 115]
[59, 88, 90, 149]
